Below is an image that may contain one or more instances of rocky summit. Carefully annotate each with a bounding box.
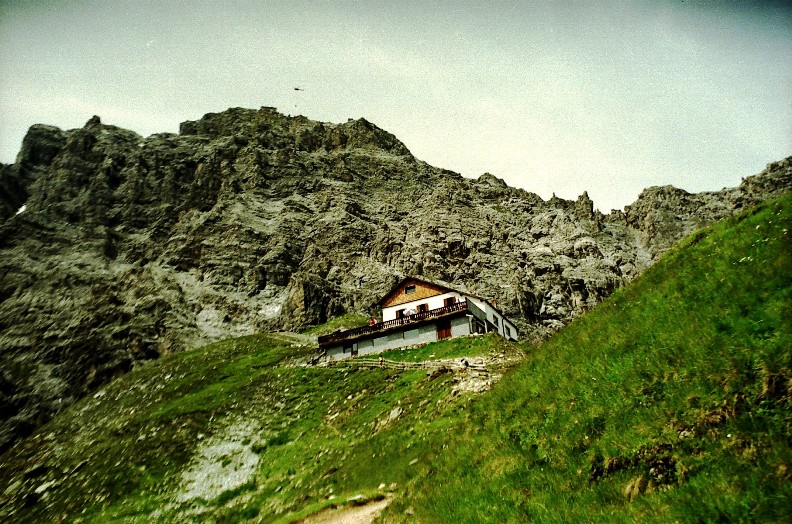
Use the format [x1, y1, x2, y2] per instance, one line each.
[0, 106, 789, 453]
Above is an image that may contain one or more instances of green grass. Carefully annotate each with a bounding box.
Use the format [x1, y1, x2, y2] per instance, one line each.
[302, 313, 370, 336]
[377, 332, 518, 362]
[1, 195, 789, 523]
[386, 193, 792, 522]
[0, 327, 508, 522]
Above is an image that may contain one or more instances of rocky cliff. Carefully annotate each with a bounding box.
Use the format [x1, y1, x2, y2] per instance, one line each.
[0, 106, 789, 453]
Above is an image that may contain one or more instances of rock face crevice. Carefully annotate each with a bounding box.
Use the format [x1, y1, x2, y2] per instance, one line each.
[0, 107, 789, 453]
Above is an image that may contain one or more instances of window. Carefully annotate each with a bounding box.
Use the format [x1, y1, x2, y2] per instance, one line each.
[444, 297, 456, 307]
[505, 325, 511, 337]
[493, 316, 500, 326]
[396, 309, 405, 319]
[405, 285, 416, 295]
[417, 304, 428, 313]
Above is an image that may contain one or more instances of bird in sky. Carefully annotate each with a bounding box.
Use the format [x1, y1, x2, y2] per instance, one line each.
[293, 87, 303, 91]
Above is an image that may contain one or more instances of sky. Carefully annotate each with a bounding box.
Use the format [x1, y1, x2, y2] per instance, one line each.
[1, 1, 790, 211]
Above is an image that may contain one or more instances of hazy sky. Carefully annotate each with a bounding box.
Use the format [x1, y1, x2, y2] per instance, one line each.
[1, 1, 790, 211]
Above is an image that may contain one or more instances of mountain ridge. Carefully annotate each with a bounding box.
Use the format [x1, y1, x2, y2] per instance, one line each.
[0, 193, 788, 522]
[0, 106, 789, 453]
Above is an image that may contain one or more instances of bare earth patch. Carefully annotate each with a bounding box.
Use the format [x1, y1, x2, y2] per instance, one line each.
[301, 497, 391, 524]
[176, 419, 260, 503]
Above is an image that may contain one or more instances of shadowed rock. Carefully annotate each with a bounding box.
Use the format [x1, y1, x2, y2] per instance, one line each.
[0, 107, 789, 453]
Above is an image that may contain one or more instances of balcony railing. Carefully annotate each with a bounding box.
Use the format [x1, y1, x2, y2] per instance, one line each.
[318, 301, 468, 347]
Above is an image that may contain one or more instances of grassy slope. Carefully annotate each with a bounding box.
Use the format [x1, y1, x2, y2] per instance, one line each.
[301, 313, 370, 336]
[387, 194, 792, 522]
[377, 333, 517, 363]
[0, 328, 515, 522]
[1, 195, 788, 523]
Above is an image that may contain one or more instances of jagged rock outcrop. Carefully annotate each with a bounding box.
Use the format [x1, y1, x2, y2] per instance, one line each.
[0, 124, 66, 220]
[0, 106, 789, 453]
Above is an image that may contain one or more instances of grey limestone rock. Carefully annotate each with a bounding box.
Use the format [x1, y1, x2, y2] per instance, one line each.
[0, 107, 789, 453]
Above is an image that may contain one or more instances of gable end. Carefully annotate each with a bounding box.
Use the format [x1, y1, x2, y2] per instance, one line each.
[381, 279, 449, 308]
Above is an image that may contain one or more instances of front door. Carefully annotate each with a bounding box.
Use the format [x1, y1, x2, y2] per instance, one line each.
[437, 318, 452, 340]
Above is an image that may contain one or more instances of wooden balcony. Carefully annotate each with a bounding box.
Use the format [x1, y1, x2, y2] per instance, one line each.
[318, 301, 468, 348]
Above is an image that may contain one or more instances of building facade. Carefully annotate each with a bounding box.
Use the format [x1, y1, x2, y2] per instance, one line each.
[318, 278, 519, 360]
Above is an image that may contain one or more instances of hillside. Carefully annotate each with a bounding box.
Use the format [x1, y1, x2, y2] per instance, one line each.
[0, 106, 789, 453]
[386, 193, 792, 522]
[0, 331, 522, 522]
[0, 193, 788, 522]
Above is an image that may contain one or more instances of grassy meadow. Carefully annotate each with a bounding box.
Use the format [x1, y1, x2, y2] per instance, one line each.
[0, 332, 515, 522]
[386, 193, 791, 522]
[0, 194, 788, 522]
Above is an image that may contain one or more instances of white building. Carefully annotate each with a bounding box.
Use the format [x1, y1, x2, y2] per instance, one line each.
[319, 277, 518, 360]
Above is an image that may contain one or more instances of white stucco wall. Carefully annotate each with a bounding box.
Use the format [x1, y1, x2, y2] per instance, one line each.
[323, 315, 475, 360]
[322, 291, 521, 361]
[467, 297, 518, 340]
[451, 315, 472, 338]
[382, 291, 464, 321]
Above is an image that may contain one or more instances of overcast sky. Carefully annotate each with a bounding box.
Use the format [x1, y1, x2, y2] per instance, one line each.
[1, 1, 790, 211]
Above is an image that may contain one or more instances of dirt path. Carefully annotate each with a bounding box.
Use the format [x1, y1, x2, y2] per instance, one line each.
[301, 497, 391, 524]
